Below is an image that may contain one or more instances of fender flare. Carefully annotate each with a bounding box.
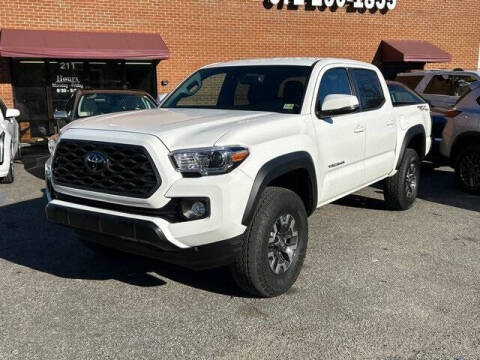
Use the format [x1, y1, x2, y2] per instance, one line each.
[396, 124, 426, 169]
[241, 151, 317, 226]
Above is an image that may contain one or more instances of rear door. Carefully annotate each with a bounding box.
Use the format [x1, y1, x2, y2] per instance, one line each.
[350, 68, 397, 182]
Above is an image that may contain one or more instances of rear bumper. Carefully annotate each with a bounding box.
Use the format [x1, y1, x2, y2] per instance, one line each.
[45, 202, 243, 269]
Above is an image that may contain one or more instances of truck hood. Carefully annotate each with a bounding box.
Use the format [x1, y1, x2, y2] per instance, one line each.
[64, 108, 275, 150]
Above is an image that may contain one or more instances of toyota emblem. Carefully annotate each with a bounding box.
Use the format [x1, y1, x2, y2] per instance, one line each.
[84, 151, 107, 173]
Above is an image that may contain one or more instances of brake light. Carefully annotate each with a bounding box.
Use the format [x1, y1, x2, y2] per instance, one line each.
[445, 109, 462, 118]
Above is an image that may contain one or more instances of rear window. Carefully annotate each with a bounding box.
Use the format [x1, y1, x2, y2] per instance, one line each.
[424, 75, 478, 97]
[394, 75, 424, 91]
[387, 83, 425, 106]
[350, 69, 385, 110]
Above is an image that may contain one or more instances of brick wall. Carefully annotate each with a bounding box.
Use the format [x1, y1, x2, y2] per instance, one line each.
[0, 0, 479, 100]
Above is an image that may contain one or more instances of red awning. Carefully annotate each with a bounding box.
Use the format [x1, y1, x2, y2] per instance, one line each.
[381, 40, 451, 63]
[0, 29, 169, 60]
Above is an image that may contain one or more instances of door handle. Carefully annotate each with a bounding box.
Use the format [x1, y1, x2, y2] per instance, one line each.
[354, 125, 366, 134]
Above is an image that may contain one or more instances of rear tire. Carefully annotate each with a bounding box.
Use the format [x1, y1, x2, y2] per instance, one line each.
[455, 144, 480, 195]
[1, 162, 14, 184]
[232, 187, 308, 298]
[384, 148, 420, 210]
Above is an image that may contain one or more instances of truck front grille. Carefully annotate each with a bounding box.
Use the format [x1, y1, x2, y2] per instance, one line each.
[52, 140, 161, 198]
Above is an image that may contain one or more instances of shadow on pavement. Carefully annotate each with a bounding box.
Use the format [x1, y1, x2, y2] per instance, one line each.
[0, 193, 245, 297]
[21, 146, 50, 180]
[334, 165, 479, 213]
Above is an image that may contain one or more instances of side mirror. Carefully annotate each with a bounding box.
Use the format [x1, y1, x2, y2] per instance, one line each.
[156, 93, 169, 105]
[5, 108, 20, 118]
[54, 110, 68, 120]
[318, 94, 360, 117]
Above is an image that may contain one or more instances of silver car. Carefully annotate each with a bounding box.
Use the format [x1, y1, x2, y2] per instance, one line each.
[440, 81, 480, 194]
[395, 70, 480, 109]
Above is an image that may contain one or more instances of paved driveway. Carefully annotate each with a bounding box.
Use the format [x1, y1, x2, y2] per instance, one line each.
[0, 155, 479, 359]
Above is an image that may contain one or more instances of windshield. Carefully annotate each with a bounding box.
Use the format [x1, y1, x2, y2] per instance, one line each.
[162, 65, 312, 114]
[76, 93, 157, 119]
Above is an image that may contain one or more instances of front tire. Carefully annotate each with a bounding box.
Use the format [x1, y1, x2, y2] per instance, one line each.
[384, 148, 420, 210]
[455, 144, 480, 195]
[232, 187, 308, 297]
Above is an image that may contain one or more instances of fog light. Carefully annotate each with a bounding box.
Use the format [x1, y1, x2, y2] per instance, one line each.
[181, 199, 208, 220]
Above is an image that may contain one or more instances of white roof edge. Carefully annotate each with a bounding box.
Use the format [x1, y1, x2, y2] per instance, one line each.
[201, 57, 374, 69]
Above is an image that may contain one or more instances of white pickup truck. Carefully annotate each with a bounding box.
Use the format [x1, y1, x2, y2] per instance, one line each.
[45, 58, 431, 297]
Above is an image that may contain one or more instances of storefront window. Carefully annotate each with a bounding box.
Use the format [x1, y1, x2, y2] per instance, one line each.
[88, 61, 124, 89]
[49, 61, 86, 113]
[11, 60, 158, 138]
[126, 62, 157, 97]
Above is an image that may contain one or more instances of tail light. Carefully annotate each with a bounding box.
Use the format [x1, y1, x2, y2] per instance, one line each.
[445, 109, 462, 118]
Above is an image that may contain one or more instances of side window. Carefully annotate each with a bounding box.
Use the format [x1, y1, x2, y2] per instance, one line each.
[350, 69, 385, 110]
[316, 68, 352, 110]
[394, 75, 424, 91]
[424, 75, 453, 96]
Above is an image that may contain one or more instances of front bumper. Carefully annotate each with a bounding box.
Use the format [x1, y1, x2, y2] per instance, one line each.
[45, 202, 243, 269]
[45, 202, 178, 251]
[45, 136, 253, 250]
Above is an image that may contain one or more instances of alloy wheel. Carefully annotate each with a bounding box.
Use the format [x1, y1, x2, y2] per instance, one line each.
[267, 214, 299, 275]
[405, 162, 417, 198]
[459, 151, 480, 189]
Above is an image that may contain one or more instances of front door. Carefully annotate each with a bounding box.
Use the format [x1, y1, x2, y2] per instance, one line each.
[311, 67, 366, 203]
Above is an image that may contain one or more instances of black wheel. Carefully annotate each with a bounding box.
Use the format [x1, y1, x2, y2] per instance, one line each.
[455, 144, 480, 195]
[232, 187, 308, 297]
[384, 148, 420, 210]
[1, 162, 14, 184]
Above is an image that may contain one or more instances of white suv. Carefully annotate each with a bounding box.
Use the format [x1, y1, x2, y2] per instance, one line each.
[0, 99, 20, 184]
[45, 58, 431, 297]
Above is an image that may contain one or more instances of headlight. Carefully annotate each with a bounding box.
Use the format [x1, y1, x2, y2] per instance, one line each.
[170, 146, 249, 176]
[0, 132, 4, 165]
[48, 134, 60, 155]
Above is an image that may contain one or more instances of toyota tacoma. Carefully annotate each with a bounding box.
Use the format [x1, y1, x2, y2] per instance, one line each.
[45, 58, 431, 297]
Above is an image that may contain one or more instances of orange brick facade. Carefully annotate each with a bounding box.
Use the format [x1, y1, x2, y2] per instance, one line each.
[0, 0, 479, 118]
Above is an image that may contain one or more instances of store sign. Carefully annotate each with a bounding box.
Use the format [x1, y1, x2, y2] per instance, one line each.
[51, 62, 84, 95]
[268, 0, 397, 10]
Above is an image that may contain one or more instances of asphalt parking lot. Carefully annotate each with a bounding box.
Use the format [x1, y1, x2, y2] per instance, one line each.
[0, 153, 479, 360]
